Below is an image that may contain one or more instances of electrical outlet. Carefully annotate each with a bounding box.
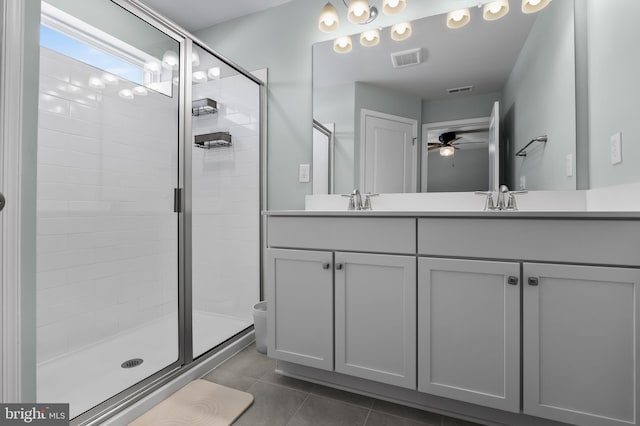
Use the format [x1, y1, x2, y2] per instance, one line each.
[610, 132, 622, 165]
[299, 164, 310, 183]
[566, 154, 573, 177]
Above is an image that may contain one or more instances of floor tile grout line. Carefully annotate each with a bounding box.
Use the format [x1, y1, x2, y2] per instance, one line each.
[285, 391, 312, 426]
[255, 376, 313, 395]
[362, 408, 372, 426]
[308, 390, 375, 411]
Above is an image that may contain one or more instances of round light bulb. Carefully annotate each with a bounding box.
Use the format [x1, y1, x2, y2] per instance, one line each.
[347, 0, 370, 24]
[440, 146, 455, 157]
[144, 61, 161, 73]
[318, 2, 340, 32]
[118, 89, 134, 100]
[192, 50, 200, 67]
[360, 29, 380, 47]
[333, 36, 353, 53]
[447, 9, 471, 28]
[484, 0, 510, 20]
[391, 22, 412, 41]
[101, 73, 118, 85]
[522, 0, 550, 13]
[162, 50, 179, 69]
[383, 0, 405, 15]
[207, 67, 221, 80]
[132, 86, 148, 96]
[88, 77, 105, 89]
[192, 71, 207, 83]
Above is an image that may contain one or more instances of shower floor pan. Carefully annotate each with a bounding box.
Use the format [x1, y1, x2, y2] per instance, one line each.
[37, 311, 251, 419]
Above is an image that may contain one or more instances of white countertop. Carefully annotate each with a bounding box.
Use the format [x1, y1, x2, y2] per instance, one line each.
[264, 210, 640, 219]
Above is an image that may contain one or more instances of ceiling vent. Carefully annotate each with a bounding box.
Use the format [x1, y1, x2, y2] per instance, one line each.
[447, 85, 474, 94]
[391, 48, 422, 68]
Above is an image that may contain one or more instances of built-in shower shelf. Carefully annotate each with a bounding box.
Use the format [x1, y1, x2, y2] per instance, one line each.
[192, 98, 217, 116]
[195, 131, 232, 149]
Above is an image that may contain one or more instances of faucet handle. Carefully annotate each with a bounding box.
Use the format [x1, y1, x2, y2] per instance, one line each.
[341, 193, 356, 210]
[363, 193, 379, 210]
[505, 190, 527, 211]
[475, 191, 496, 211]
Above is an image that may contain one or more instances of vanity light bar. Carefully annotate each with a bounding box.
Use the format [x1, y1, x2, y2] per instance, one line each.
[447, 0, 552, 29]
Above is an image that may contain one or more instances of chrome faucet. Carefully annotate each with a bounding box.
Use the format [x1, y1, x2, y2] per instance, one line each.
[496, 185, 510, 210]
[497, 185, 528, 211]
[476, 185, 527, 211]
[342, 189, 363, 210]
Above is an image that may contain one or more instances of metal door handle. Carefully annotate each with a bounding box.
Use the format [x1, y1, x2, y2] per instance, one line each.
[335, 263, 344, 270]
[322, 263, 331, 270]
[0, 192, 5, 212]
[507, 276, 519, 286]
[528, 277, 539, 286]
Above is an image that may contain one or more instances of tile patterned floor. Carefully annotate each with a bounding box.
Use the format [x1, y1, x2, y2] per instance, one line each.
[201, 343, 483, 426]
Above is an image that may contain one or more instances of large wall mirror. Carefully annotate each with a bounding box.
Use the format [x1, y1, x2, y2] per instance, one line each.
[312, 0, 640, 195]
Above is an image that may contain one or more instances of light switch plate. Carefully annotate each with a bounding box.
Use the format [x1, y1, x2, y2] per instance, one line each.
[519, 175, 526, 190]
[299, 164, 310, 182]
[610, 132, 622, 165]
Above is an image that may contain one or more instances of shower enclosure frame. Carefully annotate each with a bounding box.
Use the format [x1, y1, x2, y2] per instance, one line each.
[25, 0, 265, 424]
[0, 0, 267, 425]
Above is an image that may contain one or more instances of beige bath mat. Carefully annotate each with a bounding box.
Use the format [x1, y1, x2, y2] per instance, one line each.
[129, 379, 253, 426]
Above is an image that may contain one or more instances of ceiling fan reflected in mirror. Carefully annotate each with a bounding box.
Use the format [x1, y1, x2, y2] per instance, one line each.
[428, 130, 487, 156]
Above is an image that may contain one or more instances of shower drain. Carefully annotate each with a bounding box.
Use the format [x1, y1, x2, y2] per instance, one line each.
[121, 358, 144, 369]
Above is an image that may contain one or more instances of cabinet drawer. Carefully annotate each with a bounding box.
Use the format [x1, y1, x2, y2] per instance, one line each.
[268, 216, 416, 254]
[418, 218, 640, 266]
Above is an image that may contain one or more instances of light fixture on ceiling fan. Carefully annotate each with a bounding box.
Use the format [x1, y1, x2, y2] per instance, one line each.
[428, 131, 487, 157]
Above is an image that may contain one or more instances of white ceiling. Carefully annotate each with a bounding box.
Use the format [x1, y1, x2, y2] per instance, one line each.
[138, 0, 294, 32]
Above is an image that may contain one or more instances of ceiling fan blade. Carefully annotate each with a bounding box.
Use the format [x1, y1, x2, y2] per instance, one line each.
[449, 137, 463, 145]
[427, 142, 441, 147]
[455, 141, 487, 144]
[428, 145, 441, 151]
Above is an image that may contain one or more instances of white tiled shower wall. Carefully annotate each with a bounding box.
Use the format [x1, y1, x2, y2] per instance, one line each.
[37, 49, 179, 364]
[191, 73, 260, 344]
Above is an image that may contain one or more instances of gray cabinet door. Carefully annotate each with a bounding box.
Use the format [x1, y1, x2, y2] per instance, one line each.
[523, 263, 640, 426]
[334, 252, 416, 389]
[418, 258, 520, 412]
[265, 249, 334, 370]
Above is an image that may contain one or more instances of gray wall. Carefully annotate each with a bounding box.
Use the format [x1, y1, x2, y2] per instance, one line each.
[195, 0, 481, 209]
[20, 0, 41, 402]
[502, 0, 576, 191]
[587, 0, 640, 188]
[427, 148, 489, 192]
[422, 91, 501, 124]
[353, 82, 422, 190]
[314, 82, 355, 194]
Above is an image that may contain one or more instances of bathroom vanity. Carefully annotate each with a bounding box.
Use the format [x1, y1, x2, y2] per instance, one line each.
[265, 211, 640, 426]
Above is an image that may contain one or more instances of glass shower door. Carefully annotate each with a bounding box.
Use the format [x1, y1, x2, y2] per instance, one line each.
[36, 0, 182, 418]
[190, 45, 261, 358]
